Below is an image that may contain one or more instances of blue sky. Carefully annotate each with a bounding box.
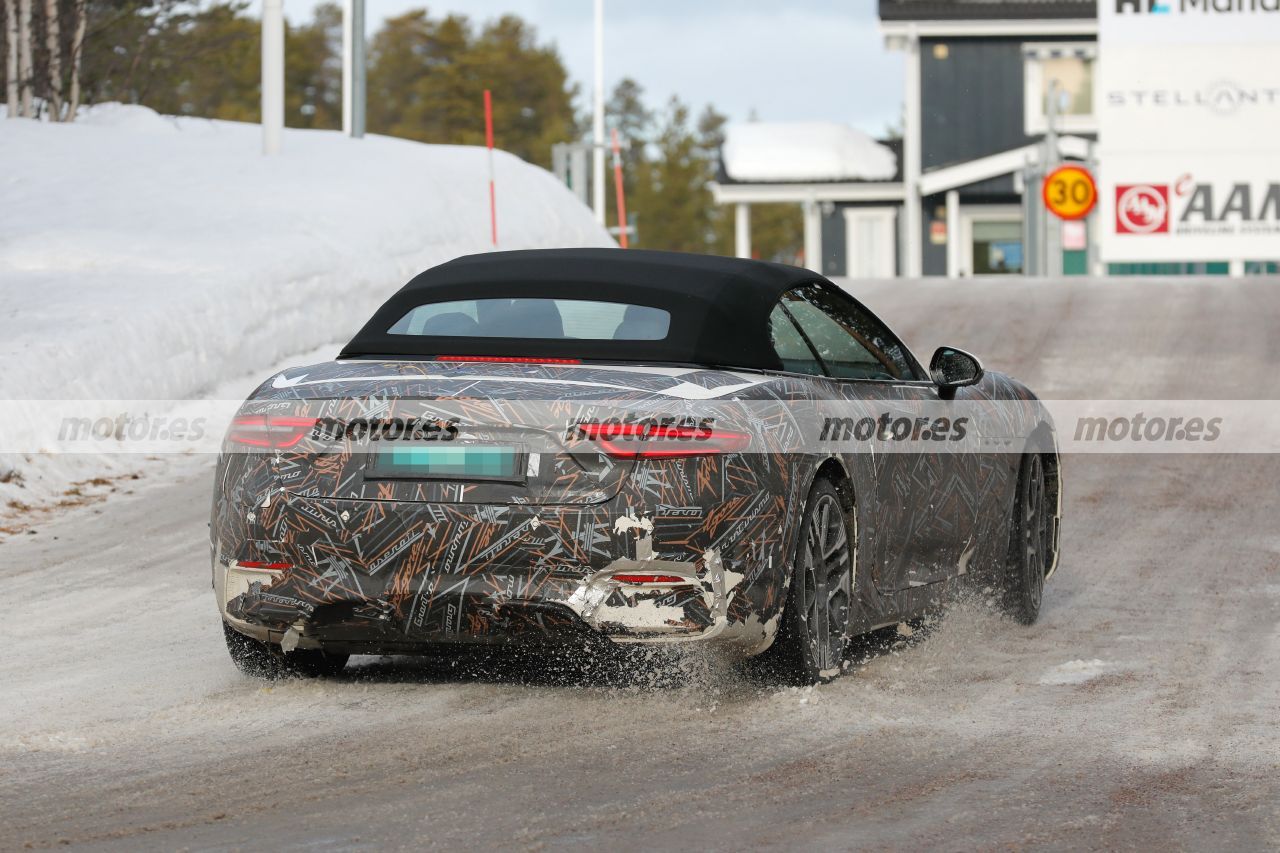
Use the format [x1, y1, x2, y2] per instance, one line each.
[272, 0, 904, 135]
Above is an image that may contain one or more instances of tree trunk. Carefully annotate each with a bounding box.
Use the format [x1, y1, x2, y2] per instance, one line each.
[42, 0, 60, 119]
[4, 0, 17, 117]
[65, 0, 83, 121]
[16, 0, 31, 116]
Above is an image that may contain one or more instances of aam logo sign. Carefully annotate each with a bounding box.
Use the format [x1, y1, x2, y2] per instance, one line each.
[1115, 185, 1171, 234]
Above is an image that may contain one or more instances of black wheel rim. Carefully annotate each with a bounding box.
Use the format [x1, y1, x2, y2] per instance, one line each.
[798, 493, 852, 674]
[1021, 454, 1050, 608]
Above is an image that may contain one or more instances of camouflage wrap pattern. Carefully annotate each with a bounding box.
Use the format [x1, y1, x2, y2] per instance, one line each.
[211, 360, 1056, 655]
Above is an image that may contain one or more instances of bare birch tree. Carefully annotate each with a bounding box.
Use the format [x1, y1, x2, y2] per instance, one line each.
[43, 0, 60, 118]
[65, 0, 83, 120]
[4, 0, 17, 116]
[16, 0, 31, 116]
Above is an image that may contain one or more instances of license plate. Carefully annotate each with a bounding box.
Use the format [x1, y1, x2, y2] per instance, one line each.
[367, 444, 524, 481]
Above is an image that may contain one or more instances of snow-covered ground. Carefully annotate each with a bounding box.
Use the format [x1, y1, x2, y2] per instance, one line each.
[0, 105, 613, 509]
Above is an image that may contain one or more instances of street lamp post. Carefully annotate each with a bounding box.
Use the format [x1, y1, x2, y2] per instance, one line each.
[261, 0, 284, 154]
[592, 0, 605, 226]
[343, 0, 366, 138]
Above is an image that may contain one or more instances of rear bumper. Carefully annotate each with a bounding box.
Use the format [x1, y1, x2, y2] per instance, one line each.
[217, 552, 741, 653]
[213, 492, 780, 654]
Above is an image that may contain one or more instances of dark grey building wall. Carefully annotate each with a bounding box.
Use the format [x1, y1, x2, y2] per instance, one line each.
[921, 38, 1030, 173]
[920, 36, 1093, 201]
[821, 207, 845, 278]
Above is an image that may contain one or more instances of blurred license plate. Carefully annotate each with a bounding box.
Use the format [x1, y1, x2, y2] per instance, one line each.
[368, 445, 523, 481]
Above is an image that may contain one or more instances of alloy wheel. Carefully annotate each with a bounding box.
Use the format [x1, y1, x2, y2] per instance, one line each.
[797, 492, 853, 675]
[1021, 454, 1050, 609]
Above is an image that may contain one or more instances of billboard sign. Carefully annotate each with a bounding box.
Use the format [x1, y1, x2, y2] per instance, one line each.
[1098, 2, 1280, 263]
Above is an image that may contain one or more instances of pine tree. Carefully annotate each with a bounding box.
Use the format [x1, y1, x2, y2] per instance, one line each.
[287, 2, 340, 129]
[697, 104, 732, 255]
[605, 77, 651, 241]
[367, 10, 575, 169]
[635, 96, 712, 254]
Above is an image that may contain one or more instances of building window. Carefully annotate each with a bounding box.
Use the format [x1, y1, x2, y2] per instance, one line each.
[972, 221, 1024, 275]
[960, 206, 1024, 277]
[1023, 43, 1097, 135]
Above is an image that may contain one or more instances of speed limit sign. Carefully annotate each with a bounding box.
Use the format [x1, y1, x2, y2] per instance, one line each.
[1042, 165, 1097, 221]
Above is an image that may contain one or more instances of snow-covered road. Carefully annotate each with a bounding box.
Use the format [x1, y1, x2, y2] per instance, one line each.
[3, 276, 1279, 849]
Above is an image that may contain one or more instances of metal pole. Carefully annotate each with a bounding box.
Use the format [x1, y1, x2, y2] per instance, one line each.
[342, 0, 366, 137]
[901, 25, 922, 278]
[261, 0, 283, 155]
[1087, 144, 1101, 276]
[1043, 80, 1060, 277]
[592, 0, 606, 226]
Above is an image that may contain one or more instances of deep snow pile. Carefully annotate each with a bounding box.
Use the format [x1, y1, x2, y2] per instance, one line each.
[0, 104, 613, 509]
[721, 121, 896, 182]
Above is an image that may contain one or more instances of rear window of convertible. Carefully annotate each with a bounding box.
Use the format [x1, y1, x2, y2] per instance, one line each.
[388, 298, 671, 341]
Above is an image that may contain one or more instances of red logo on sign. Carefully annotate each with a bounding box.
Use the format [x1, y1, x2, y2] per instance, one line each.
[1115, 184, 1170, 234]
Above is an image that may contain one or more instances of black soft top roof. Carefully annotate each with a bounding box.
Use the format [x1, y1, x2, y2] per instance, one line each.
[340, 248, 828, 369]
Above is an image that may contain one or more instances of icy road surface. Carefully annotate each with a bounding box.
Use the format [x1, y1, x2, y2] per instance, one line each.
[3, 277, 1279, 850]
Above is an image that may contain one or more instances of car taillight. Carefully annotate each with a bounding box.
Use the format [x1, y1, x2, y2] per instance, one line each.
[613, 573, 690, 585]
[575, 422, 751, 459]
[236, 561, 291, 570]
[227, 415, 317, 449]
[436, 355, 582, 364]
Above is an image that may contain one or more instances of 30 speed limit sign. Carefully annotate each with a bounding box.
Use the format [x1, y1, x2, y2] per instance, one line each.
[1042, 165, 1097, 221]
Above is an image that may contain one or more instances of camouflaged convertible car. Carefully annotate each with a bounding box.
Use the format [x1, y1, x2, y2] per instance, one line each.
[212, 249, 1061, 683]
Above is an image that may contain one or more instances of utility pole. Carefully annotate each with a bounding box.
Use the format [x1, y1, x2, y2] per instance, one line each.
[592, 0, 606, 226]
[261, 0, 284, 154]
[901, 25, 922, 278]
[1042, 79, 1061, 277]
[342, 0, 366, 138]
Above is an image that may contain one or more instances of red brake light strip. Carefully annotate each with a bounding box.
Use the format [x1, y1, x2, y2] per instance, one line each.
[612, 573, 691, 585]
[575, 422, 751, 459]
[436, 355, 582, 364]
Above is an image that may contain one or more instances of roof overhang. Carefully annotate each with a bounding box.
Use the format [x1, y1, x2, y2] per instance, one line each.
[709, 137, 1094, 204]
[919, 136, 1093, 196]
[710, 181, 905, 205]
[881, 18, 1096, 47]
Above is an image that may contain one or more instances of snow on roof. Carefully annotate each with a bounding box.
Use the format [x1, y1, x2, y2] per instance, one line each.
[721, 121, 898, 183]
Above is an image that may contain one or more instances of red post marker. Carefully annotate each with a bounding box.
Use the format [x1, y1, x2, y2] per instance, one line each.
[484, 89, 497, 247]
[610, 128, 629, 249]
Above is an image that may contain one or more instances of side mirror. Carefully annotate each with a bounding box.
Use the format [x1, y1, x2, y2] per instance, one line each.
[930, 346, 983, 397]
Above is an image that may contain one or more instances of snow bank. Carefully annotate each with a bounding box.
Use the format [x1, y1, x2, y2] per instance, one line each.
[721, 121, 896, 183]
[0, 104, 612, 509]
